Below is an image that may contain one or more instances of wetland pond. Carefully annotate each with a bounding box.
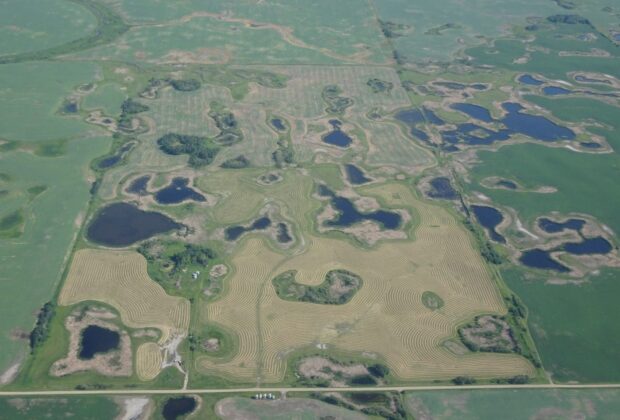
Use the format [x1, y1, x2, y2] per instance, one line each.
[519, 249, 570, 273]
[427, 177, 458, 200]
[471, 205, 505, 243]
[543, 86, 571, 96]
[441, 102, 575, 148]
[538, 217, 585, 233]
[322, 120, 352, 148]
[518, 74, 544, 86]
[271, 118, 286, 131]
[126, 175, 150, 196]
[162, 397, 197, 420]
[321, 186, 401, 230]
[344, 164, 371, 185]
[154, 177, 206, 205]
[79, 325, 120, 359]
[225, 217, 271, 241]
[87, 202, 180, 247]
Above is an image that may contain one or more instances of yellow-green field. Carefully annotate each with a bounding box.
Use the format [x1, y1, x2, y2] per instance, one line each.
[196, 182, 535, 383]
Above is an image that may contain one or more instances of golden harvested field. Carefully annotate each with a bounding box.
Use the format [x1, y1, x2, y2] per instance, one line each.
[59, 249, 190, 379]
[136, 342, 164, 381]
[60, 249, 190, 342]
[197, 183, 535, 382]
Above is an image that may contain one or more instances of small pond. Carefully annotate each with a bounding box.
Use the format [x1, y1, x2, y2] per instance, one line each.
[154, 177, 206, 205]
[225, 217, 271, 241]
[471, 205, 506, 243]
[344, 164, 371, 185]
[271, 118, 286, 131]
[126, 175, 151, 196]
[79, 325, 120, 360]
[520, 249, 570, 272]
[162, 397, 197, 420]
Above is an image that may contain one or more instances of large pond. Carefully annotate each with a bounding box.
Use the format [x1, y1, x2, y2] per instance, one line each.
[79, 325, 120, 359]
[86, 202, 180, 247]
[440, 102, 575, 148]
[162, 397, 197, 420]
[154, 177, 206, 205]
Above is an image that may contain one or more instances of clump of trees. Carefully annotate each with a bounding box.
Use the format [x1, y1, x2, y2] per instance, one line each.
[157, 133, 219, 167]
[273, 269, 362, 305]
[121, 99, 149, 114]
[367, 78, 394, 93]
[29, 301, 55, 352]
[322, 85, 353, 115]
[220, 155, 250, 169]
[452, 376, 476, 385]
[169, 78, 201, 91]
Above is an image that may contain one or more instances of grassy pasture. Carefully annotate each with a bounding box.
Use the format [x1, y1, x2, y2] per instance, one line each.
[90, 0, 389, 64]
[0, 137, 110, 375]
[372, 0, 563, 63]
[406, 388, 620, 419]
[0, 61, 98, 142]
[0, 396, 119, 420]
[196, 181, 534, 383]
[216, 397, 366, 420]
[0, 0, 96, 56]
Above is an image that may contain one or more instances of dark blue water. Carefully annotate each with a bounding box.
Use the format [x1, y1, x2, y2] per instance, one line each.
[98, 155, 121, 169]
[325, 196, 401, 230]
[574, 75, 611, 85]
[518, 74, 544, 86]
[98, 143, 134, 169]
[329, 119, 342, 129]
[87, 202, 180, 247]
[276, 222, 292, 243]
[581, 141, 601, 149]
[271, 118, 286, 131]
[563, 237, 612, 255]
[434, 81, 466, 90]
[126, 175, 151, 195]
[162, 397, 197, 420]
[500, 102, 575, 141]
[345, 164, 371, 185]
[428, 177, 458, 199]
[422, 107, 444, 125]
[613, 33, 620, 41]
[225, 217, 272, 241]
[538, 217, 585, 233]
[471, 83, 487, 90]
[79, 325, 120, 359]
[520, 249, 570, 272]
[323, 129, 352, 148]
[543, 86, 571, 96]
[471, 205, 506, 243]
[450, 103, 494, 122]
[441, 124, 511, 146]
[154, 177, 206, 204]
[395, 108, 432, 144]
[496, 179, 517, 190]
